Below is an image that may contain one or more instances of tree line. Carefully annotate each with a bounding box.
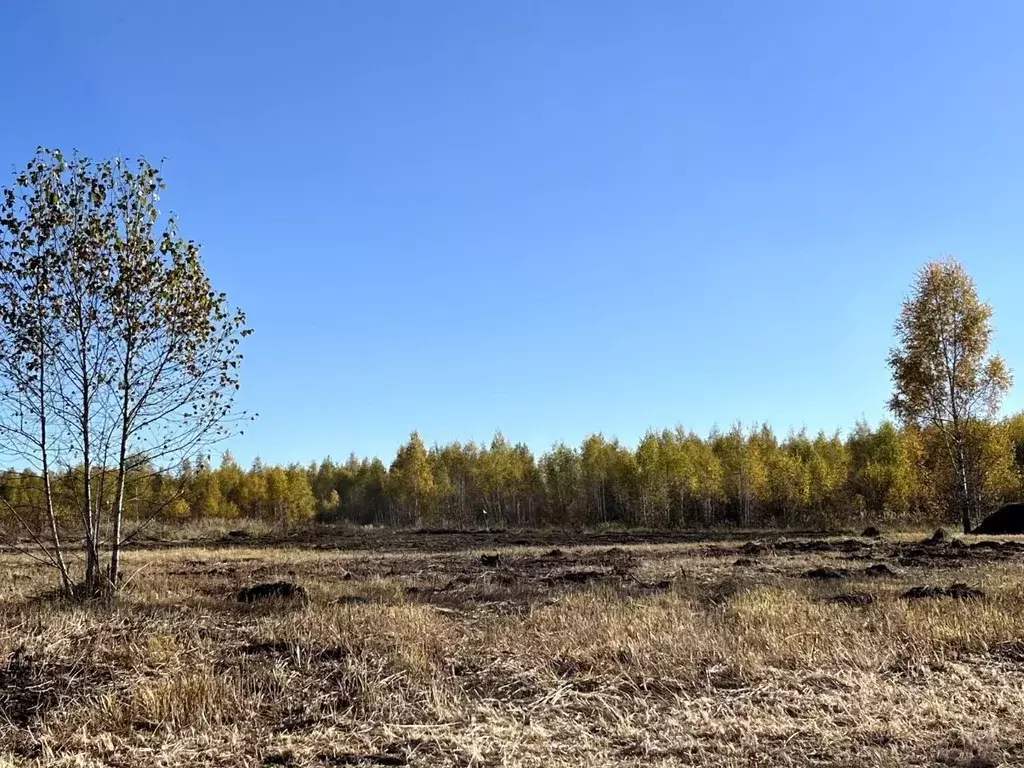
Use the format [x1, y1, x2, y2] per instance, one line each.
[4, 415, 1024, 533]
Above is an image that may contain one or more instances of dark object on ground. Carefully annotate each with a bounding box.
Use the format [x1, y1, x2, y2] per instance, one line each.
[560, 570, 604, 584]
[802, 567, 852, 580]
[903, 585, 946, 599]
[480, 554, 501, 567]
[863, 563, 899, 578]
[741, 541, 764, 555]
[322, 754, 407, 767]
[946, 582, 986, 599]
[902, 582, 985, 600]
[838, 538, 867, 552]
[970, 540, 1004, 550]
[237, 582, 308, 603]
[336, 595, 373, 606]
[826, 593, 875, 607]
[227, 529, 250, 539]
[973, 502, 1024, 535]
[733, 558, 758, 567]
[242, 641, 293, 657]
[262, 752, 294, 766]
[921, 529, 947, 545]
[861, 526, 881, 538]
[544, 549, 565, 558]
[991, 641, 1024, 662]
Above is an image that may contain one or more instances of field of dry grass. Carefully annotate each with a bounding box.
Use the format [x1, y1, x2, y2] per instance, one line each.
[2, 528, 1024, 767]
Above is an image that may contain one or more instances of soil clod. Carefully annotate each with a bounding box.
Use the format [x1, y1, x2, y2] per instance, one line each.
[337, 595, 373, 605]
[802, 567, 852, 580]
[922, 528, 947, 545]
[826, 593, 875, 606]
[560, 569, 605, 584]
[237, 581, 308, 603]
[902, 582, 984, 600]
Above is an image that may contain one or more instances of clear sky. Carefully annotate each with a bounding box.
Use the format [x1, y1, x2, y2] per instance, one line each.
[1, 1, 1022, 467]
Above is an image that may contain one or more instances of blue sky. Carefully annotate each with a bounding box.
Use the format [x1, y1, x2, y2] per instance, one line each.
[1, 2, 1022, 466]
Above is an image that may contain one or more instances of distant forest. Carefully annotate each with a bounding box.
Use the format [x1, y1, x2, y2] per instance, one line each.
[4, 416, 1024, 534]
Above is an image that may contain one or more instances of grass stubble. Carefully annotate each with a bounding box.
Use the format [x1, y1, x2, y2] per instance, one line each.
[1, 532, 1023, 767]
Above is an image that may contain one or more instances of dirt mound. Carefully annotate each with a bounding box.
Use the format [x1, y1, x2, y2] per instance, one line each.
[863, 563, 899, 578]
[775, 539, 843, 554]
[741, 541, 765, 555]
[946, 582, 986, 599]
[973, 502, 1024, 535]
[861, 526, 882, 538]
[237, 582, 308, 603]
[826, 593, 875, 606]
[322, 754, 407, 767]
[970, 540, 1004, 550]
[921, 528, 947, 545]
[837, 538, 869, 552]
[559, 569, 605, 584]
[902, 582, 985, 600]
[336, 595, 373, 606]
[991, 641, 1024, 663]
[802, 567, 852, 580]
[902, 585, 946, 599]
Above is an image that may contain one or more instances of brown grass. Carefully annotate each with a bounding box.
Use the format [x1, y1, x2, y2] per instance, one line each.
[1, 531, 1023, 766]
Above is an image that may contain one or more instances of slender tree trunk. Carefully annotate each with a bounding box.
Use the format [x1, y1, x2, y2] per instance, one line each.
[91, 465, 102, 574]
[955, 438, 972, 533]
[79, 334, 99, 595]
[108, 363, 131, 586]
[38, 342, 73, 596]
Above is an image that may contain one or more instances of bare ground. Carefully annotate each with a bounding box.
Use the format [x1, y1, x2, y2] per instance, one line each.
[2, 528, 1024, 767]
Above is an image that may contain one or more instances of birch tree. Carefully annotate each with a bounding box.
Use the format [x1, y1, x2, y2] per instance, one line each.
[888, 258, 1012, 532]
[0, 149, 250, 596]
